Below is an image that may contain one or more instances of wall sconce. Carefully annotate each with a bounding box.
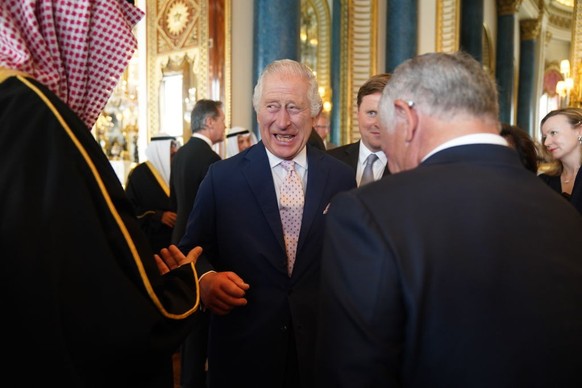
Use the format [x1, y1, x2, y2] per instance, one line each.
[556, 59, 574, 107]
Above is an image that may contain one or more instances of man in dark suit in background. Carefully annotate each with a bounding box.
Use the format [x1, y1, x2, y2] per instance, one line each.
[179, 59, 355, 388]
[169, 99, 225, 388]
[170, 99, 225, 244]
[327, 73, 391, 186]
[317, 51, 582, 387]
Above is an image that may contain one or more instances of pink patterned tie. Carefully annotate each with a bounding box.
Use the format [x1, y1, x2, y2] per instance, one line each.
[279, 160, 304, 276]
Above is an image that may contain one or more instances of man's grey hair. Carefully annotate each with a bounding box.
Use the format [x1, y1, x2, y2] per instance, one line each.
[378, 51, 499, 127]
[252, 59, 322, 117]
[191, 99, 223, 133]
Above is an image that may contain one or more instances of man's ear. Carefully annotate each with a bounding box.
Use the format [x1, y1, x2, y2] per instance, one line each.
[394, 99, 418, 143]
[204, 115, 214, 130]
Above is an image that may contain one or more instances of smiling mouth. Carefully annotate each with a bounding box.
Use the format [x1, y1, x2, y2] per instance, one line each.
[275, 134, 295, 142]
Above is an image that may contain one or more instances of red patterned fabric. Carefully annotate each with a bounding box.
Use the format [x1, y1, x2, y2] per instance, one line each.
[0, 0, 144, 129]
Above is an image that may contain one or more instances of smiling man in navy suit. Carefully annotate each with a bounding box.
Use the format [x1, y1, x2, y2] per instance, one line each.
[179, 59, 355, 388]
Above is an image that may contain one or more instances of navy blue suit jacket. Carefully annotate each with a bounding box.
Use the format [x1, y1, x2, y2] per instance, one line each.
[179, 141, 355, 387]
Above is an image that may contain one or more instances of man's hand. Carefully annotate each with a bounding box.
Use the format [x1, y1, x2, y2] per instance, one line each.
[200, 272, 250, 315]
[155, 244, 202, 275]
[161, 211, 177, 228]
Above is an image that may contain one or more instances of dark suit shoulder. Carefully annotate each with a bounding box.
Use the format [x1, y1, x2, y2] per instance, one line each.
[308, 129, 326, 150]
[327, 142, 358, 157]
[172, 138, 220, 165]
[326, 141, 359, 170]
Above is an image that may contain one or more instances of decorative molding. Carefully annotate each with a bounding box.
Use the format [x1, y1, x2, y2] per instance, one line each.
[544, 30, 554, 46]
[497, 0, 524, 16]
[196, 0, 209, 101]
[342, 0, 376, 143]
[339, 0, 350, 145]
[571, 0, 582, 106]
[549, 12, 572, 30]
[157, 0, 199, 51]
[483, 24, 494, 76]
[302, 0, 332, 110]
[436, 0, 460, 53]
[225, 0, 231, 132]
[314, 0, 332, 94]
[146, 0, 209, 139]
[520, 18, 542, 40]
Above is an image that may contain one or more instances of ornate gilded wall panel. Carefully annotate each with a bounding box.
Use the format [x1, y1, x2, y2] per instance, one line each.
[224, 1, 231, 131]
[301, 0, 332, 111]
[157, 0, 200, 51]
[498, 0, 524, 16]
[436, 0, 460, 53]
[571, 0, 582, 106]
[340, 0, 377, 144]
[146, 0, 210, 142]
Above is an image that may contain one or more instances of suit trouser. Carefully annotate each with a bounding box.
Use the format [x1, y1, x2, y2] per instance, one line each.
[180, 309, 210, 388]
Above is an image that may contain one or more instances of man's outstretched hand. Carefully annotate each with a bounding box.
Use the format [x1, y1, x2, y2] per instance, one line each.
[155, 245, 203, 275]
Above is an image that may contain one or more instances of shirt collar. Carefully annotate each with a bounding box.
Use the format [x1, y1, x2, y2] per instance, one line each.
[192, 133, 213, 148]
[358, 140, 387, 165]
[266, 145, 308, 170]
[422, 133, 508, 162]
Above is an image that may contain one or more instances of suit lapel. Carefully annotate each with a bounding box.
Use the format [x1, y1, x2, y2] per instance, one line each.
[241, 143, 288, 257]
[346, 142, 360, 173]
[300, 148, 326, 244]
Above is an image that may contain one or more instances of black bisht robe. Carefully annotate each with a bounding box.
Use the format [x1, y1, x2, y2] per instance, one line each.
[0, 72, 199, 387]
[125, 162, 174, 253]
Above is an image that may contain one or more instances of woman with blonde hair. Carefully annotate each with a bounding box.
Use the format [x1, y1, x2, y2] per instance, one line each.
[539, 107, 582, 214]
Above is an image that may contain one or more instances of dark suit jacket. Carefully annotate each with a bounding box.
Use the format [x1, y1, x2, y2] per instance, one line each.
[179, 142, 356, 388]
[317, 144, 582, 387]
[538, 168, 582, 215]
[169, 136, 221, 244]
[327, 140, 390, 179]
[308, 127, 326, 150]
